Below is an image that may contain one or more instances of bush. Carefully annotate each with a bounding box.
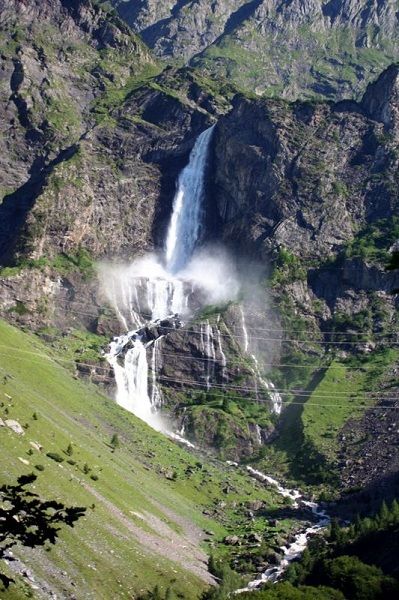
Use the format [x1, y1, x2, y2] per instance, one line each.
[46, 452, 64, 463]
[34, 465, 45, 472]
[65, 443, 74, 456]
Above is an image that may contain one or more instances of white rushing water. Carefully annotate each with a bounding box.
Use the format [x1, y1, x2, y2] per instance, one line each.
[165, 125, 215, 274]
[239, 307, 282, 414]
[233, 467, 331, 593]
[104, 122, 280, 441]
[216, 315, 227, 381]
[105, 126, 216, 429]
[107, 337, 154, 424]
[200, 320, 216, 390]
[150, 338, 163, 409]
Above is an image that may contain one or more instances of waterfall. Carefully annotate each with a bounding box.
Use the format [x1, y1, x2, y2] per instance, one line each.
[200, 320, 216, 390]
[165, 126, 215, 274]
[150, 338, 163, 409]
[216, 316, 227, 381]
[239, 306, 250, 353]
[107, 337, 154, 425]
[251, 353, 282, 415]
[106, 125, 216, 429]
[239, 306, 282, 415]
[146, 277, 185, 321]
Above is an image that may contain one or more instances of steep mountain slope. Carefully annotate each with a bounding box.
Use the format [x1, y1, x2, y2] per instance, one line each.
[208, 64, 399, 485]
[115, 0, 399, 100]
[0, 318, 289, 598]
[115, 0, 245, 61]
[0, 0, 156, 264]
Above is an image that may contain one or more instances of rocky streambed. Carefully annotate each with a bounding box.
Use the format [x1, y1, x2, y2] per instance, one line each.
[235, 466, 331, 593]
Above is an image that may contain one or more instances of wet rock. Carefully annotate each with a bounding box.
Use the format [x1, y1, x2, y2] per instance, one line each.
[266, 552, 280, 565]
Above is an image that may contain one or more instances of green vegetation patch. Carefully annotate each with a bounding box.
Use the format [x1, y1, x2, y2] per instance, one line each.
[301, 362, 368, 462]
[344, 217, 399, 266]
[0, 249, 94, 280]
[0, 319, 284, 598]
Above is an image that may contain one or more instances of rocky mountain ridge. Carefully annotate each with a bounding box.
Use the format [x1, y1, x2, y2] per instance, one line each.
[114, 0, 399, 100]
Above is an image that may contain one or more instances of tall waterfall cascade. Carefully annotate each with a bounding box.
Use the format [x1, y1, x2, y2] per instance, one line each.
[165, 126, 215, 274]
[105, 126, 216, 429]
[104, 122, 281, 435]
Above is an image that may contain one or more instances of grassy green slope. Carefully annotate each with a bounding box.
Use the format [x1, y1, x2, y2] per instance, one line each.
[0, 319, 283, 598]
[254, 349, 399, 491]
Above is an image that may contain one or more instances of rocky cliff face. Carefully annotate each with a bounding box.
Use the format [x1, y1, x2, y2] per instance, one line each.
[117, 0, 246, 61]
[0, 0, 155, 262]
[213, 67, 399, 262]
[213, 65, 399, 254]
[116, 0, 399, 100]
[209, 64, 399, 479]
[0, 3, 228, 375]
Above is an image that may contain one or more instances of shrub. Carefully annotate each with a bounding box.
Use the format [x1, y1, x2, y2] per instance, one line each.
[46, 452, 64, 463]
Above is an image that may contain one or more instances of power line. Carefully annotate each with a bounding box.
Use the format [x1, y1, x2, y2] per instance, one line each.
[47, 307, 399, 346]
[0, 341, 396, 385]
[1, 347, 398, 401]
[4, 349, 397, 410]
[147, 374, 399, 401]
[51, 302, 399, 339]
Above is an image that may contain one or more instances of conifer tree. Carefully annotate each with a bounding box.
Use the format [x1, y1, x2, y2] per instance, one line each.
[110, 433, 120, 449]
[66, 443, 73, 456]
[377, 500, 389, 528]
[390, 499, 399, 523]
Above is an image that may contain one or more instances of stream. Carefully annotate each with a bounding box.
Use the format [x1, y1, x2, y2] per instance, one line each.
[234, 466, 331, 592]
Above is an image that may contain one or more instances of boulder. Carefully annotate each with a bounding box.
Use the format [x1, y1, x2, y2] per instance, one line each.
[5, 419, 24, 435]
[223, 535, 241, 546]
[29, 441, 43, 452]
